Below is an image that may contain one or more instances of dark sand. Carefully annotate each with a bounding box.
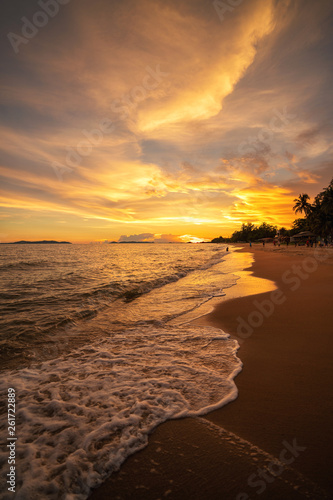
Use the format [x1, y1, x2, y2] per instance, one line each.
[89, 245, 333, 499]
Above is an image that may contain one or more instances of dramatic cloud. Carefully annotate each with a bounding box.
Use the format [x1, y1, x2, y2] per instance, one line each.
[119, 233, 155, 243]
[1, 0, 332, 241]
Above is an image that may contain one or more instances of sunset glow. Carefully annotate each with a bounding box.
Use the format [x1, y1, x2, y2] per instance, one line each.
[1, 0, 332, 242]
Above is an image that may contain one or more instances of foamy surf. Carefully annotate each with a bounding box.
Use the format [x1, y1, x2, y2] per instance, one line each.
[0, 325, 241, 500]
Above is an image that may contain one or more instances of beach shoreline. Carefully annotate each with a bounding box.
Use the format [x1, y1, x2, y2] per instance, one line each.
[89, 245, 333, 499]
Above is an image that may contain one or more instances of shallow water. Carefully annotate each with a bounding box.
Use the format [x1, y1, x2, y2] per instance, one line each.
[0, 243, 251, 499]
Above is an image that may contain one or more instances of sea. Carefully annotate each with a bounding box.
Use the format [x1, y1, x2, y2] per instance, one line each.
[0, 243, 251, 499]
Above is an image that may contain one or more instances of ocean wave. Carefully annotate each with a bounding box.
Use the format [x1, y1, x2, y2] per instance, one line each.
[0, 325, 241, 499]
[119, 272, 188, 302]
[86, 252, 227, 304]
[0, 260, 50, 271]
[0, 245, 231, 366]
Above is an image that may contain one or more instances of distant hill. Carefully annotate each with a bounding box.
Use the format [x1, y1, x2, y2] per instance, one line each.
[1, 240, 72, 245]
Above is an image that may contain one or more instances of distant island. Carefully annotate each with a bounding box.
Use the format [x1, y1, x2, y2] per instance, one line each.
[1, 240, 72, 245]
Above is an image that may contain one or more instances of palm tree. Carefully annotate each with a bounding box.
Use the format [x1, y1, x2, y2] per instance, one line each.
[320, 180, 333, 216]
[302, 179, 333, 238]
[293, 193, 311, 216]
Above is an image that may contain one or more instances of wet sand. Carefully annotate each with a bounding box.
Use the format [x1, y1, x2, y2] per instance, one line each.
[89, 245, 333, 499]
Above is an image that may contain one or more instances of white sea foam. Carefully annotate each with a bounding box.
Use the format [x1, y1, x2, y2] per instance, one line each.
[0, 325, 241, 500]
[0, 245, 249, 498]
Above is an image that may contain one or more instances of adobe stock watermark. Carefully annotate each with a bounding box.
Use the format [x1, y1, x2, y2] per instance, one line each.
[235, 247, 333, 344]
[7, 388, 17, 494]
[7, 0, 71, 55]
[52, 64, 169, 181]
[51, 117, 114, 182]
[238, 107, 297, 156]
[236, 438, 306, 498]
[175, 180, 225, 222]
[213, 0, 244, 22]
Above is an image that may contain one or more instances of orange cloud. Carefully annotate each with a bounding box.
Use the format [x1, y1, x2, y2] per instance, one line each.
[1, 0, 332, 242]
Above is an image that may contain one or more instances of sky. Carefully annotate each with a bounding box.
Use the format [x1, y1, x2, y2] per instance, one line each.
[1, 0, 332, 243]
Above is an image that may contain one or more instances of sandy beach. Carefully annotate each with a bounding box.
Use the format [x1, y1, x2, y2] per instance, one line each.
[89, 245, 333, 499]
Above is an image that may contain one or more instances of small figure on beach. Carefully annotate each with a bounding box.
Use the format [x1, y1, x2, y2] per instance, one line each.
[249, 241, 252, 247]
[263, 240, 265, 247]
[226, 247, 229, 252]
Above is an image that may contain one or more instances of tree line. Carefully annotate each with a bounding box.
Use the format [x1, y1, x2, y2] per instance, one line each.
[211, 177, 333, 243]
[292, 177, 333, 238]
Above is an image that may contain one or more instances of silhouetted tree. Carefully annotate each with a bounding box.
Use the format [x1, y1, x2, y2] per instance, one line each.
[293, 193, 311, 216]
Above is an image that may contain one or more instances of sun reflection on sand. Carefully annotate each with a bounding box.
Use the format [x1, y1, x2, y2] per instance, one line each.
[191, 248, 277, 327]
